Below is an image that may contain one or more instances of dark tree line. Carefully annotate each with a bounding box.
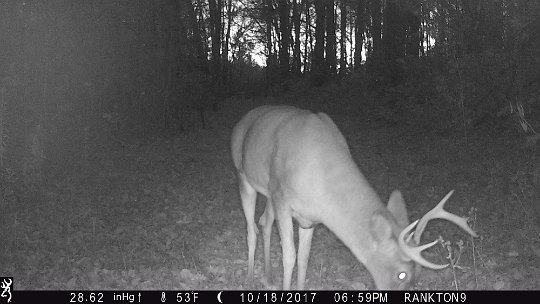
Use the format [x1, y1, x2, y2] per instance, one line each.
[248, 0, 539, 92]
[0, 0, 539, 189]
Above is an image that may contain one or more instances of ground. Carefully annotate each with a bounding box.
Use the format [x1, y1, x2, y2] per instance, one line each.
[1, 90, 540, 290]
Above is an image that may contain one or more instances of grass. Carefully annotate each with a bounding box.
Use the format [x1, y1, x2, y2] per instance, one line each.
[1, 86, 539, 290]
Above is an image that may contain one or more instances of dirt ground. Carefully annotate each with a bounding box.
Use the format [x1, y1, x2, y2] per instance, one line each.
[2, 92, 540, 290]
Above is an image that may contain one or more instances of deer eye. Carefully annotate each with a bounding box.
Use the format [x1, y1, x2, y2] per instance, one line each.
[398, 272, 407, 281]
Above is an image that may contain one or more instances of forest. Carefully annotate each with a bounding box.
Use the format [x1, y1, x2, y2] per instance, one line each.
[1, 0, 539, 291]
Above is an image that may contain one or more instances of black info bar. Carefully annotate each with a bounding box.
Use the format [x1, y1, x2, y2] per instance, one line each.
[2, 290, 537, 304]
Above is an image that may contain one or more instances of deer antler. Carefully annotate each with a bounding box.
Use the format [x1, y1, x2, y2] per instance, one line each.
[398, 190, 478, 269]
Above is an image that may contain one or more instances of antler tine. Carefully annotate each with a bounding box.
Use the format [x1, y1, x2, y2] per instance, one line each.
[413, 190, 478, 244]
[398, 191, 479, 269]
[398, 220, 449, 269]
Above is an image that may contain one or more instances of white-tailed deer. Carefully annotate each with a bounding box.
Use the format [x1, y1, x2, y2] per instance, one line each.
[231, 105, 478, 290]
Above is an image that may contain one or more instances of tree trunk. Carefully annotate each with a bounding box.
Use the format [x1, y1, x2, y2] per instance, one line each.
[278, 0, 290, 81]
[208, 0, 222, 110]
[405, 10, 420, 59]
[326, 0, 337, 75]
[185, 0, 207, 71]
[339, 0, 347, 75]
[304, 0, 311, 71]
[354, 0, 365, 69]
[419, 1, 425, 57]
[196, 0, 210, 67]
[224, 0, 233, 93]
[265, 0, 277, 93]
[383, 0, 405, 84]
[368, 0, 382, 71]
[461, 0, 480, 55]
[208, 0, 222, 80]
[313, 0, 326, 84]
[292, 0, 302, 75]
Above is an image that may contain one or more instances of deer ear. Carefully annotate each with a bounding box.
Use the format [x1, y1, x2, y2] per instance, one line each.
[370, 211, 393, 242]
[387, 190, 410, 227]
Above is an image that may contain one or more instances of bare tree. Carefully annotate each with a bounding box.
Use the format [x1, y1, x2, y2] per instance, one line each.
[368, 0, 382, 70]
[326, 0, 337, 75]
[208, 0, 223, 84]
[354, 0, 365, 69]
[313, 0, 327, 83]
[292, 0, 302, 74]
[339, 0, 347, 75]
[278, 0, 290, 80]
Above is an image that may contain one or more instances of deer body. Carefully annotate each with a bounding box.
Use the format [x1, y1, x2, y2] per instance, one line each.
[231, 105, 477, 290]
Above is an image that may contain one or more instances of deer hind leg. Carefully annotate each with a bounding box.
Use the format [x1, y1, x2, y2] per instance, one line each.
[296, 226, 314, 289]
[274, 197, 296, 290]
[238, 174, 258, 287]
[259, 198, 275, 287]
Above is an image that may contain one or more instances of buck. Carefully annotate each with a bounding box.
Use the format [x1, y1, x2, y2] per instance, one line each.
[231, 105, 478, 290]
